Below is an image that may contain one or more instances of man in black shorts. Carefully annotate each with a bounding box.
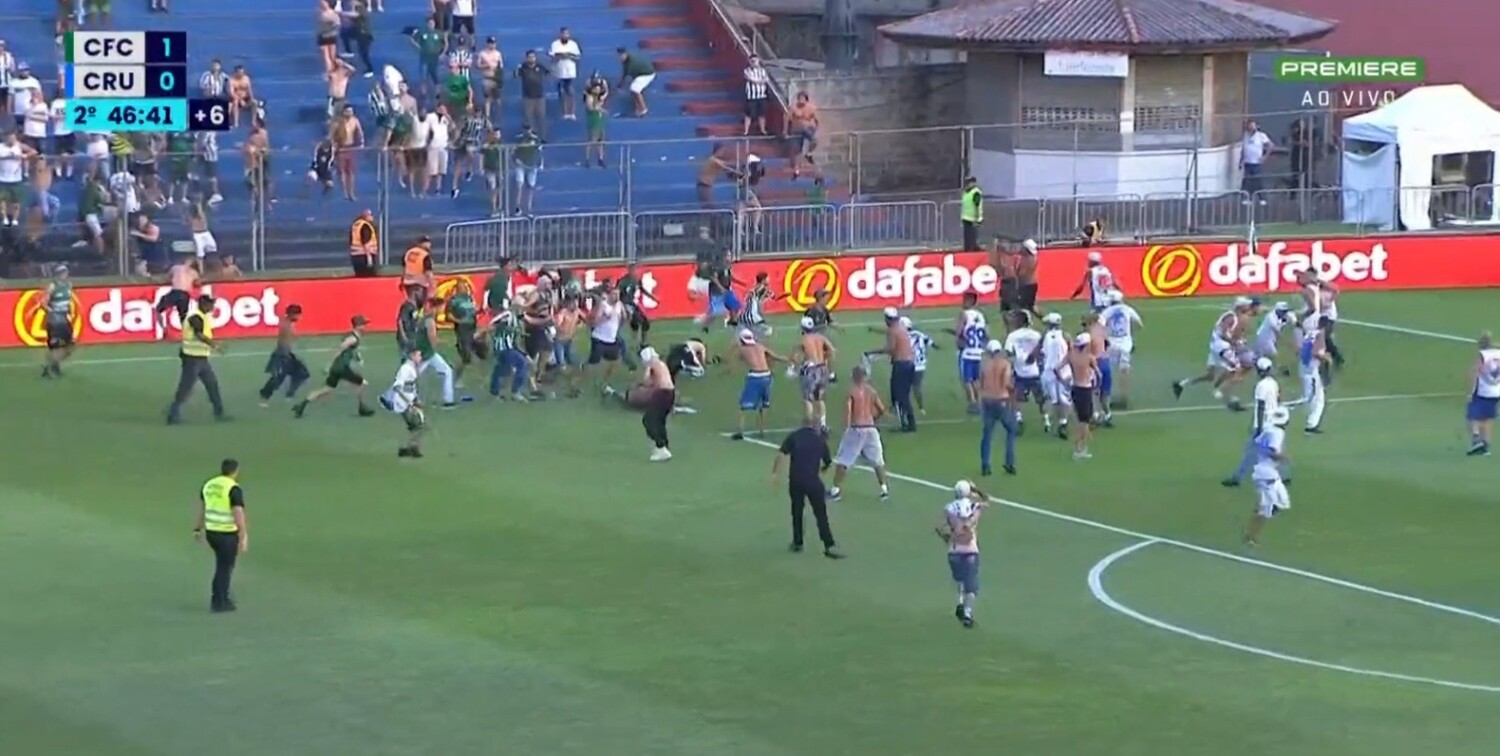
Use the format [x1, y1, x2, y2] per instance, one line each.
[521, 273, 556, 372]
[294, 315, 376, 417]
[258, 304, 309, 404]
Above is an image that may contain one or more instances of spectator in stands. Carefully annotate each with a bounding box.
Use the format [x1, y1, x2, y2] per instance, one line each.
[318, 0, 342, 73]
[787, 91, 818, 180]
[106, 163, 139, 240]
[150, 0, 168, 13]
[476, 36, 503, 123]
[130, 214, 164, 276]
[218, 254, 244, 279]
[422, 104, 453, 196]
[76, 171, 108, 253]
[616, 48, 655, 118]
[48, 87, 74, 179]
[228, 64, 255, 129]
[308, 136, 335, 196]
[451, 0, 476, 39]
[194, 131, 223, 205]
[549, 27, 581, 122]
[480, 126, 502, 215]
[129, 134, 166, 209]
[442, 58, 472, 118]
[388, 102, 416, 192]
[22, 90, 49, 156]
[28, 153, 58, 227]
[739, 153, 765, 234]
[84, 132, 109, 178]
[0, 41, 13, 116]
[326, 59, 355, 117]
[83, 0, 109, 28]
[583, 72, 609, 168]
[511, 124, 543, 216]
[448, 35, 473, 79]
[164, 131, 195, 205]
[10, 63, 42, 133]
[516, 50, 550, 139]
[1, 132, 36, 227]
[338, 1, 376, 78]
[407, 105, 430, 197]
[330, 104, 364, 201]
[431, 0, 453, 34]
[1240, 119, 1274, 206]
[412, 18, 447, 91]
[451, 103, 483, 198]
[243, 125, 274, 206]
[200, 59, 229, 103]
[742, 55, 769, 136]
[696, 143, 738, 208]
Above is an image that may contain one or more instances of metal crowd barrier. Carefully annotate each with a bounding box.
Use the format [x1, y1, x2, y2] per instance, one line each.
[433, 186, 1500, 267]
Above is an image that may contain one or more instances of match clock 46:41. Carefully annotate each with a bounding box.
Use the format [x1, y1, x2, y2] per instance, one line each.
[65, 98, 198, 133]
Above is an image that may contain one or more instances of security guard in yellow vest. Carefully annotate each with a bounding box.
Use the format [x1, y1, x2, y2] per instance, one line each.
[960, 176, 984, 252]
[166, 294, 230, 425]
[194, 458, 248, 613]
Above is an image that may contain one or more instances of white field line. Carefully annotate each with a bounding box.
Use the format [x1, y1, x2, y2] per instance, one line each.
[1087, 540, 1500, 693]
[1187, 303, 1475, 344]
[728, 436, 1500, 630]
[743, 392, 1459, 436]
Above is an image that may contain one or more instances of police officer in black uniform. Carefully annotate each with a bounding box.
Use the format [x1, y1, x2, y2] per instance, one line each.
[772, 414, 843, 558]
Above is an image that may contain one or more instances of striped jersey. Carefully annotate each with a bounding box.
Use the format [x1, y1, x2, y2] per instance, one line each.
[448, 48, 474, 78]
[458, 113, 486, 147]
[743, 64, 769, 100]
[195, 132, 219, 163]
[909, 329, 934, 371]
[0, 52, 12, 88]
[199, 70, 228, 97]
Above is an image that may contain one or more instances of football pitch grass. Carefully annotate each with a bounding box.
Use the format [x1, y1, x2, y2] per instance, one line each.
[2, 289, 1498, 756]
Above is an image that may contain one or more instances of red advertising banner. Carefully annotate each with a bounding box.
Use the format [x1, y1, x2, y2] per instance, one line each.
[3, 234, 1498, 349]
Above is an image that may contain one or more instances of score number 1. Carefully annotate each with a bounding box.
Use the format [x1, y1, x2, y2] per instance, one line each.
[187, 99, 231, 132]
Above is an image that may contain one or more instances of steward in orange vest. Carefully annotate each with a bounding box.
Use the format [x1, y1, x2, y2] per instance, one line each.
[349, 210, 379, 277]
[401, 236, 436, 298]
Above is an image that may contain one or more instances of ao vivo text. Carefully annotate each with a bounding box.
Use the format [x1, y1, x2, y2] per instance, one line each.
[3, 234, 1497, 348]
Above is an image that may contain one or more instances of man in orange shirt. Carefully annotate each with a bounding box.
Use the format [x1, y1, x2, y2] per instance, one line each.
[401, 235, 435, 296]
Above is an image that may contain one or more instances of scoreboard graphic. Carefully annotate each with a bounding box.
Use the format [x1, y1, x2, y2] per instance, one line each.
[63, 31, 229, 133]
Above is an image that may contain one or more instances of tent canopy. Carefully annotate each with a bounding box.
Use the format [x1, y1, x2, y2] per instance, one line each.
[1343, 84, 1500, 149]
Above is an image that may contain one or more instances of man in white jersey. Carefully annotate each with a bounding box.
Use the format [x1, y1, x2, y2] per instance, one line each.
[901, 316, 936, 416]
[936, 479, 988, 629]
[1244, 406, 1292, 546]
[380, 348, 428, 458]
[1172, 297, 1250, 411]
[1098, 290, 1142, 408]
[1003, 310, 1043, 433]
[1298, 271, 1345, 369]
[1069, 250, 1115, 312]
[1466, 332, 1500, 456]
[947, 292, 987, 413]
[1223, 357, 1288, 487]
[1254, 301, 1295, 372]
[1291, 313, 1328, 434]
[1039, 312, 1072, 439]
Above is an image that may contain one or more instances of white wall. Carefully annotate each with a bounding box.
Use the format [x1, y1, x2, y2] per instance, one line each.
[971, 145, 1240, 199]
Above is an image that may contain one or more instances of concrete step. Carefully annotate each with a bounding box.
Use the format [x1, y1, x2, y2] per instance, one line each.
[666, 77, 733, 93]
[625, 14, 691, 29]
[637, 36, 700, 50]
[681, 100, 742, 116]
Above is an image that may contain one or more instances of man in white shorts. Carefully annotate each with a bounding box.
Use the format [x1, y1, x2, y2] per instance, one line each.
[616, 48, 656, 117]
[827, 365, 891, 502]
[189, 199, 217, 260]
[1245, 406, 1292, 546]
[1099, 289, 1142, 408]
[1039, 312, 1072, 439]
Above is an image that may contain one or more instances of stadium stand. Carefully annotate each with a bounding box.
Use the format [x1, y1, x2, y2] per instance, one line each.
[0, 0, 824, 274]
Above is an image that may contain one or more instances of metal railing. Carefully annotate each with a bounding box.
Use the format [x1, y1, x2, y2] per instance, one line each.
[432, 185, 1500, 266]
[9, 135, 1500, 277]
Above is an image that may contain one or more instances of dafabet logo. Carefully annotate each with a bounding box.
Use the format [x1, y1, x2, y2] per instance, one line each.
[1140, 244, 1203, 297]
[782, 259, 842, 312]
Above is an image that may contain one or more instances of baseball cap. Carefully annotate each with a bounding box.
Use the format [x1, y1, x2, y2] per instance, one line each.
[1043, 312, 1063, 325]
[954, 479, 972, 497]
[898, 316, 912, 329]
[1255, 356, 1273, 371]
[1087, 251, 1102, 263]
[1075, 332, 1092, 347]
[882, 306, 899, 319]
[986, 339, 1003, 353]
[351, 314, 369, 326]
[737, 328, 755, 344]
[639, 346, 659, 363]
[1022, 238, 1038, 254]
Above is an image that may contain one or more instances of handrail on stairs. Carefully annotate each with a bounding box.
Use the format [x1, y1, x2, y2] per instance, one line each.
[692, 0, 793, 134]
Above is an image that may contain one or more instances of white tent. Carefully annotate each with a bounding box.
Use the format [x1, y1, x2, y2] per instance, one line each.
[1340, 84, 1500, 230]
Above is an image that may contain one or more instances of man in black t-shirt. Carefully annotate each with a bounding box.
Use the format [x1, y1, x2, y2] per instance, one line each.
[772, 414, 843, 558]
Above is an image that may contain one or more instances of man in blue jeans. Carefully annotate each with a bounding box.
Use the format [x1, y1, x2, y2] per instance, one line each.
[978, 339, 1018, 476]
[487, 310, 531, 400]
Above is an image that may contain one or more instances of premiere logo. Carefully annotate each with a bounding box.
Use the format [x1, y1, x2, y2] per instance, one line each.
[1140, 244, 1204, 297]
[12, 289, 83, 347]
[782, 259, 842, 312]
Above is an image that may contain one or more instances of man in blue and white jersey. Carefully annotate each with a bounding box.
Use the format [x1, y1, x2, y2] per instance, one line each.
[1038, 312, 1072, 439]
[1244, 406, 1292, 547]
[861, 315, 937, 416]
[1172, 297, 1251, 412]
[1098, 289, 1142, 408]
[1466, 332, 1500, 456]
[948, 292, 988, 414]
[1069, 250, 1115, 312]
[1254, 301, 1296, 371]
[1222, 357, 1286, 487]
[1003, 310, 1043, 434]
[936, 479, 989, 629]
[1290, 313, 1328, 434]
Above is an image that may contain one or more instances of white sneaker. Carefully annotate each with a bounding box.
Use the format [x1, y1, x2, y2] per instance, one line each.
[650, 447, 673, 462]
[673, 406, 697, 414]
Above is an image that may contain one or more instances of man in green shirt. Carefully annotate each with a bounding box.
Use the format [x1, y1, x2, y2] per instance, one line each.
[396, 287, 422, 356]
[616, 48, 656, 117]
[483, 255, 517, 313]
[417, 297, 465, 406]
[445, 279, 481, 384]
[584, 73, 609, 167]
[412, 19, 446, 87]
[480, 128, 504, 214]
[443, 61, 472, 114]
[511, 125, 543, 216]
[294, 315, 376, 417]
[165, 132, 195, 203]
